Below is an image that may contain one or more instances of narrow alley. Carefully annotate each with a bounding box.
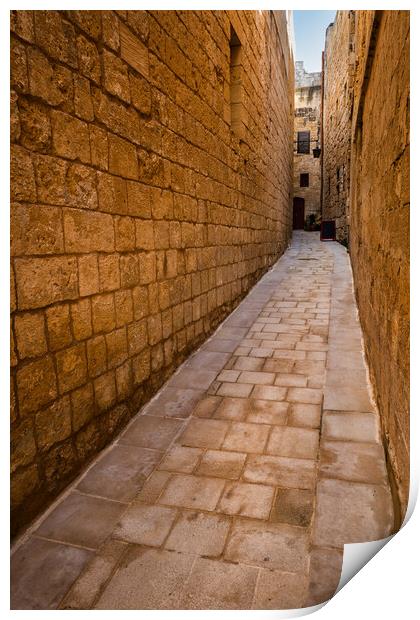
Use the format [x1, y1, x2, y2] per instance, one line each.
[11, 232, 394, 609]
[10, 9, 409, 612]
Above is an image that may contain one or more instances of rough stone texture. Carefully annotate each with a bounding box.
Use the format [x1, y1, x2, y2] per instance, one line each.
[323, 10, 409, 516]
[10, 9, 295, 536]
[293, 62, 322, 223]
[321, 11, 355, 242]
[349, 10, 410, 518]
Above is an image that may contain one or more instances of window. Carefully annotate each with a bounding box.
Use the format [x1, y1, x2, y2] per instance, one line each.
[297, 131, 310, 154]
[229, 26, 243, 137]
[300, 173, 309, 187]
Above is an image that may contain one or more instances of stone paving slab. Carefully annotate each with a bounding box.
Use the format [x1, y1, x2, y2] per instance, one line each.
[11, 232, 394, 610]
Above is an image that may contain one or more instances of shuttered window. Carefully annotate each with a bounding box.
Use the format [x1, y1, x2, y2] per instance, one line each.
[297, 131, 310, 154]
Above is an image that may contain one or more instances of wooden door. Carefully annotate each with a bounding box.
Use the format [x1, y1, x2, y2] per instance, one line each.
[293, 197, 305, 229]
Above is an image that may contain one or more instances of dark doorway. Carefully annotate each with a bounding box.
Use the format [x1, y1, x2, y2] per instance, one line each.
[293, 197, 305, 229]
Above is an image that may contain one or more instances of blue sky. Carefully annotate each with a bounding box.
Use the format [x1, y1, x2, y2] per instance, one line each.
[293, 11, 337, 73]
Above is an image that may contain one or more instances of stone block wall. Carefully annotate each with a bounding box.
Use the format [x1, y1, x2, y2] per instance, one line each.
[321, 11, 355, 242]
[293, 68, 322, 222]
[349, 11, 410, 517]
[10, 10, 294, 535]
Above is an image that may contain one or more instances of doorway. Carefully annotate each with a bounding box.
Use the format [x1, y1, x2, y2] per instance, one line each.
[293, 197, 305, 229]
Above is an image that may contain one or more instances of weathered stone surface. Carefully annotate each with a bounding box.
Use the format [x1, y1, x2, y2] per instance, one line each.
[253, 569, 309, 610]
[164, 510, 230, 555]
[77, 444, 161, 502]
[16, 356, 57, 415]
[181, 558, 258, 610]
[14, 311, 47, 359]
[225, 519, 309, 571]
[313, 478, 394, 547]
[113, 503, 177, 546]
[11, 537, 93, 610]
[35, 492, 126, 549]
[15, 256, 78, 309]
[60, 540, 127, 610]
[94, 547, 192, 609]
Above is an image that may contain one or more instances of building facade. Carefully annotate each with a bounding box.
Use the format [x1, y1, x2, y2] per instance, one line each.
[322, 10, 409, 516]
[10, 10, 295, 535]
[321, 11, 355, 243]
[349, 10, 410, 517]
[293, 61, 322, 229]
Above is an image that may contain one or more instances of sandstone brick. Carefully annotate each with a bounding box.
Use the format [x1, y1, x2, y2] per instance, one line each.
[87, 335, 107, 378]
[120, 254, 140, 288]
[43, 438, 79, 490]
[97, 172, 127, 215]
[56, 343, 88, 393]
[138, 252, 156, 284]
[91, 87, 140, 142]
[132, 286, 149, 320]
[10, 145, 36, 203]
[11, 37, 29, 93]
[76, 33, 101, 83]
[147, 313, 162, 346]
[27, 46, 73, 108]
[114, 289, 134, 327]
[116, 360, 132, 401]
[15, 313, 47, 359]
[120, 22, 149, 78]
[102, 11, 120, 52]
[35, 396, 72, 452]
[34, 11, 77, 67]
[51, 110, 90, 163]
[99, 254, 121, 292]
[92, 293, 116, 333]
[16, 356, 57, 415]
[46, 304, 72, 352]
[10, 10, 35, 43]
[127, 319, 148, 356]
[78, 255, 100, 297]
[11, 418, 37, 473]
[11, 91, 21, 142]
[127, 11, 149, 42]
[65, 163, 98, 210]
[18, 97, 51, 152]
[132, 349, 150, 385]
[71, 299, 93, 341]
[127, 181, 151, 218]
[71, 383, 95, 431]
[129, 73, 152, 115]
[66, 10, 101, 40]
[15, 256, 78, 310]
[103, 49, 130, 103]
[108, 133, 138, 180]
[135, 220, 154, 250]
[94, 371, 117, 412]
[11, 204, 64, 257]
[33, 153, 67, 205]
[106, 327, 128, 368]
[115, 217, 135, 252]
[154, 221, 170, 250]
[64, 209, 114, 253]
[89, 125, 108, 171]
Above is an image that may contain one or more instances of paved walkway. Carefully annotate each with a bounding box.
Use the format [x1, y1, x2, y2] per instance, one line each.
[11, 232, 394, 610]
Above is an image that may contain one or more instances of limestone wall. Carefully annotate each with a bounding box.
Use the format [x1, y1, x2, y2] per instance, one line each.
[321, 11, 355, 242]
[10, 10, 294, 534]
[349, 11, 410, 516]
